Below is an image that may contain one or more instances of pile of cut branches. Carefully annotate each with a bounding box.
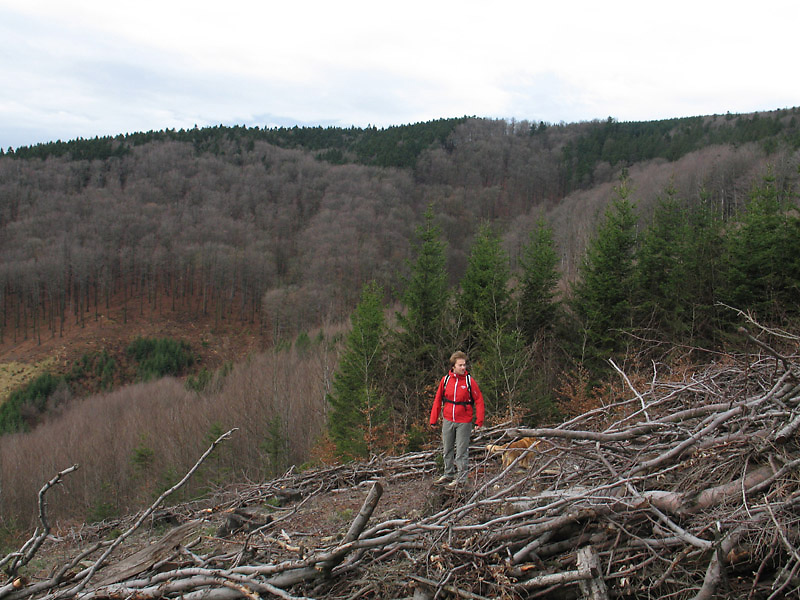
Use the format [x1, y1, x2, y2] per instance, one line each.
[3, 327, 800, 600]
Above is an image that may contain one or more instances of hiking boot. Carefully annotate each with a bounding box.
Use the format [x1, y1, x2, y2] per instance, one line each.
[435, 474, 453, 484]
[445, 478, 464, 489]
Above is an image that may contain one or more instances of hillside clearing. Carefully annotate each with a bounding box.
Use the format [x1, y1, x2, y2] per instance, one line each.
[0, 359, 56, 404]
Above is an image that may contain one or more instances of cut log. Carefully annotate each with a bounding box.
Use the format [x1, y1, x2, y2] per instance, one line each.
[577, 545, 608, 600]
[215, 507, 273, 537]
[94, 521, 198, 587]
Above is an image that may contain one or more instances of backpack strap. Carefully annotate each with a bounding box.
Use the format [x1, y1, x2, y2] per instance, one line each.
[442, 373, 474, 406]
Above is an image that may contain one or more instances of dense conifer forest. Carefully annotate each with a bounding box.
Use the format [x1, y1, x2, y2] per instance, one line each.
[1, 108, 800, 527]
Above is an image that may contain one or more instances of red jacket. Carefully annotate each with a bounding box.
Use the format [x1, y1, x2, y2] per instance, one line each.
[430, 370, 485, 427]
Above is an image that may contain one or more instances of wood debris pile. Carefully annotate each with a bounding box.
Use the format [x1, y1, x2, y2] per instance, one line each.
[2, 329, 800, 599]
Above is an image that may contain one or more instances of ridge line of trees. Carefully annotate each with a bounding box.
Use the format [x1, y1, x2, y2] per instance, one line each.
[7, 108, 799, 189]
[2, 118, 471, 168]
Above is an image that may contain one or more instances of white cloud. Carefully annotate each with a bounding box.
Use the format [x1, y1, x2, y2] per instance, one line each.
[1, 0, 799, 149]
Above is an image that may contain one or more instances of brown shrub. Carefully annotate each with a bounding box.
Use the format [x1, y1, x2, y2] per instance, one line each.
[0, 339, 338, 529]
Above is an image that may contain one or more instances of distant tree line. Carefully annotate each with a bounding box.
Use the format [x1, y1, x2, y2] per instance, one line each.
[561, 109, 800, 191]
[6, 109, 798, 192]
[2, 118, 471, 169]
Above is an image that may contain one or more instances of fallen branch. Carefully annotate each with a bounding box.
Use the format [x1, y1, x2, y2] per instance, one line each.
[61, 428, 239, 599]
[1, 465, 78, 578]
[409, 575, 494, 600]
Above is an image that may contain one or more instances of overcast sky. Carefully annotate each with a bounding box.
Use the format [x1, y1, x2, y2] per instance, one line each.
[2, 0, 798, 150]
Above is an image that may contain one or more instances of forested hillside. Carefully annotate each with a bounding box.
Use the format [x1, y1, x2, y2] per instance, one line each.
[3, 110, 799, 345]
[2, 108, 800, 528]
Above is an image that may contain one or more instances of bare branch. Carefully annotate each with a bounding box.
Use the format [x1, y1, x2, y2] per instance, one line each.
[55, 429, 238, 599]
[1, 465, 78, 578]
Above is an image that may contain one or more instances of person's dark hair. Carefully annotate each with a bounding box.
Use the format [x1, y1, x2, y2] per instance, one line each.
[449, 351, 468, 368]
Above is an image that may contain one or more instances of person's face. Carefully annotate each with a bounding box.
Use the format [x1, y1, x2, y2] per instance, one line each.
[453, 359, 467, 375]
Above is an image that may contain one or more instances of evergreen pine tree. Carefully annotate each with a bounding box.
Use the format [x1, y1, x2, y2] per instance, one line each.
[633, 187, 692, 342]
[471, 321, 530, 420]
[457, 222, 512, 356]
[634, 186, 729, 348]
[514, 218, 562, 421]
[724, 173, 800, 322]
[682, 190, 727, 345]
[570, 175, 638, 374]
[391, 206, 450, 424]
[327, 281, 388, 459]
[456, 223, 519, 418]
[518, 218, 561, 343]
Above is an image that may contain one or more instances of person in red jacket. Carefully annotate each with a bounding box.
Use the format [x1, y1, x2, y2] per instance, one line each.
[429, 351, 485, 487]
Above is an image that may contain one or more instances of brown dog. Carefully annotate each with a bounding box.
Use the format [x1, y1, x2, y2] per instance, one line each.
[486, 437, 545, 469]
